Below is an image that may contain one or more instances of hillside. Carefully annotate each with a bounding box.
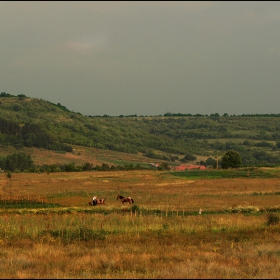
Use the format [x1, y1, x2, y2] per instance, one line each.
[1, 93, 280, 167]
[0, 145, 159, 168]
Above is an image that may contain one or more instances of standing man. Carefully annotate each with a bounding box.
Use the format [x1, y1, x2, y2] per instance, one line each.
[92, 196, 97, 206]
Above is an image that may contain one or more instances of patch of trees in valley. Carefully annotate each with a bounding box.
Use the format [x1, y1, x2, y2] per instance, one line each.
[1, 93, 280, 169]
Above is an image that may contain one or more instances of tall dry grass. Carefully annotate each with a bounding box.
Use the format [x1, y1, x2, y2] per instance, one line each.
[0, 211, 279, 278]
[0, 170, 279, 278]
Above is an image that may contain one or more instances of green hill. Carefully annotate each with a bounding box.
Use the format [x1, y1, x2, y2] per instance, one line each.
[1, 92, 280, 168]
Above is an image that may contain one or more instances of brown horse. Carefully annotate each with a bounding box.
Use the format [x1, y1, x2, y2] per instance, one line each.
[88, 198, 105, 206]
[117, 195, 134, 204]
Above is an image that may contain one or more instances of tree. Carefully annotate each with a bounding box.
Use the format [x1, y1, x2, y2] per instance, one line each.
[205, 157, 216, 167]
[221, 150, 242, 169]
[82, 162, 93, 171]
[5, 152, 34, 172]
[180, 152, 197, 162]
[242, 139, 251, 146]
[158, 162, 170, 170]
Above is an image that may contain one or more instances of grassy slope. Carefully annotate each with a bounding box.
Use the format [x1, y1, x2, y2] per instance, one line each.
[0, 145, 180, 167]
[1, 95, 280, 167]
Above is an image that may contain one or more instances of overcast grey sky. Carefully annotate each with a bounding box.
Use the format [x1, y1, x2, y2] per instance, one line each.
[1, 1, 280, 116]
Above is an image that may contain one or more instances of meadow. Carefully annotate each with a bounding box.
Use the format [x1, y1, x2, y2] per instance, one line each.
[0, 169, 279, 278]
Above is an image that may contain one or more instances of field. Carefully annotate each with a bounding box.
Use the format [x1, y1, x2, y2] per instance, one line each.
[0, 146, 158, 167]
[0, 169, 279, 278]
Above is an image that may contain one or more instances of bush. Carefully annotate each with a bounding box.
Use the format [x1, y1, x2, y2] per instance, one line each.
[225, 206, 260, 213]
[131, 204, 140, 212]
[221, 150, 242, 169]
[180, 152, 197, 162]
[6, 171, 12, 179]
[266, 213, 280, 226]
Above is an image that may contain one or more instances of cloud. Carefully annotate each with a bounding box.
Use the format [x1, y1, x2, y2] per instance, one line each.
[63, 34, 110, 56]
[65, 41, 96, 52]
[1, 1, 280, 116]
[269, 46, 280, 55]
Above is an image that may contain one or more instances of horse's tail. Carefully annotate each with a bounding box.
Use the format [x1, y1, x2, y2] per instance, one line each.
[131, 198, 134, 204]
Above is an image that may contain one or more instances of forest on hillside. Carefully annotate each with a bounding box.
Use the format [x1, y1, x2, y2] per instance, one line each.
[1, 93, 280, 167]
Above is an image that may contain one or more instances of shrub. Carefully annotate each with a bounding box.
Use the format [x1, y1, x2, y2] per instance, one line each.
[266, 213, 280, 226]
[221, 150, 242, 169]
[131, 204, 140, 212]
[6, 171, 12, 179]
[225, 206, 260, 213]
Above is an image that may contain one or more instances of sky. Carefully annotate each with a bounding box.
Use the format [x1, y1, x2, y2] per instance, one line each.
[1, 1, 280, 116]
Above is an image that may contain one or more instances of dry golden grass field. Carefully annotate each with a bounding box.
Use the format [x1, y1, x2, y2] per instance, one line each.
[0, 170, 279, 278]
